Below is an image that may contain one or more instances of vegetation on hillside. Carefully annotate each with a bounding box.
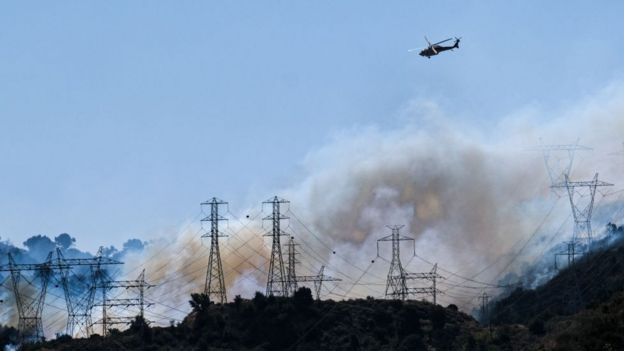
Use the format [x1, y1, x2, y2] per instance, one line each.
[21, 287, 498, 351]
[491, 225, 624, 328]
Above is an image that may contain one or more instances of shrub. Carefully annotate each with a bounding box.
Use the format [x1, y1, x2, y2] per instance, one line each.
[189, 293, 212, 313]
[253, 291, 268, 310]
[293, 287, 314, 308]
[234, 294, 243, 310]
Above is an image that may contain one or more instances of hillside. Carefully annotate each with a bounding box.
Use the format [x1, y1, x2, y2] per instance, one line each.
[491, 227, 624, 327]
[534, 290, 624, 350]
[22, 289, 504, 351]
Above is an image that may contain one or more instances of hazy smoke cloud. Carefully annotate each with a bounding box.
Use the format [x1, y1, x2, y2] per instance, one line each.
[121, 82, 624, 318]
[2, 83, 624, 338]
[278, 82, 624, 306]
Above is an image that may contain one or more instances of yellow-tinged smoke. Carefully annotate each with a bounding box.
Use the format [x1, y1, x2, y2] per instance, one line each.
[131, 83, 624, 317]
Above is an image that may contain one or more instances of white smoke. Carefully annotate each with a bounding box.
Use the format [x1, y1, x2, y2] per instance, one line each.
[127, 81, 624, 315]
[277, 82, 624, 305]
[9, 82, 624, 338]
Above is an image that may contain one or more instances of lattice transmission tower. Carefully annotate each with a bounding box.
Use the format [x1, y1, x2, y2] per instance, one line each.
[536, 139, 591, 192]
[377, 225, 414, 300]
[479, 292, 490, 326]
[406, 263, 443, 305]
[55, 247, 122, 337]
[263, 196, 289, 297]
[552, 173, 613, 266]
[377, 225, 442, 303]
[201, 197, 228, 304]
[93, 269, 154, 336]
[312, 266, 341, 300]
[283, 237, 341, 298]
[285, 236, 299, 295]
[0, 252, 54, 343]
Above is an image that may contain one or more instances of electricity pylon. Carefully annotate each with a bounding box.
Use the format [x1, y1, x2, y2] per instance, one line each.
[312, 265, 341, 300]
[377, 225, 414, 300]
[480, 292, 490, 326]
[285, 236, 299, 296]
[263, 196, 289, 297]
[536, 139, 591, 191]
[553, 174, 613, 243]
[201, 197, 228, 304]
[377, 226, 443, 303]
[282, 237, 341, 299]
[93, 269, 154, 335]
[1, 248, 123, 340]
[552, 173, 613, 265]
[55, 248, 122, 337]
[407, 263, 443, 305]
[0, 252, 54, 343]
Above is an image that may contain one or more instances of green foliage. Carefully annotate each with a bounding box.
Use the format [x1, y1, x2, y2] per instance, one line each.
[189, 292, 211, 313]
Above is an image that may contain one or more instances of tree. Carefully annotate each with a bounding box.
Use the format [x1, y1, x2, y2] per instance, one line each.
[253, 291, 267, 310]
[293, 287, 314, 308]
[54, 233, 75, 250]
[234, 295, 243, 310]
[189, 293, 212, 313]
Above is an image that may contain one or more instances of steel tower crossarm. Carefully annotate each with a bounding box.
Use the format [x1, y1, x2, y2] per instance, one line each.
[551, 173, 613, 245]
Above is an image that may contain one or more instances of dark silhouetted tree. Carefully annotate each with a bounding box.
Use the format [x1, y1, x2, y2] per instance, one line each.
[293, 287, 314, 308]
[189, 293, 212, 313]
[253, 291, 267, 310]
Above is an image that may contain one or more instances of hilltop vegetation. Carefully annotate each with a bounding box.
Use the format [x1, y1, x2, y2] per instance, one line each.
[22, 288, 500, 351]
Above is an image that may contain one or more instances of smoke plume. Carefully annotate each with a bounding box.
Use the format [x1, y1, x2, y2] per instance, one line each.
[2, 82, 624, 338]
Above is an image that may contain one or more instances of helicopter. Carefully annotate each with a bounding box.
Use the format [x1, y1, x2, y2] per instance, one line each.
[409, 36, 461, 58]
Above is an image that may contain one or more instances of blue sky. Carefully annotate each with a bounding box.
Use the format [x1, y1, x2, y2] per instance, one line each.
[1, 1, 623, 251]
